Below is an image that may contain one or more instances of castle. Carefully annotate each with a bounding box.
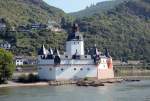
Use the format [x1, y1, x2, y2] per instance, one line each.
[37, 24, 114, 80]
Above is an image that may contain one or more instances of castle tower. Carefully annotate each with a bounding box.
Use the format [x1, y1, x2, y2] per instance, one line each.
[66, 23, 84, 56]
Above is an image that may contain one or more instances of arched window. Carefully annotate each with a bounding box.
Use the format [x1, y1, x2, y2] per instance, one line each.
[61, 68, 64, 71]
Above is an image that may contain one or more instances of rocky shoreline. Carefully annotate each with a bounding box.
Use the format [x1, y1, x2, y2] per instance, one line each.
[48, 78, 140, 87]
[1, 76, 149, 88]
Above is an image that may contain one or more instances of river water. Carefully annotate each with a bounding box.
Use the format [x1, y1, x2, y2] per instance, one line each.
[0, 80, 150, 101]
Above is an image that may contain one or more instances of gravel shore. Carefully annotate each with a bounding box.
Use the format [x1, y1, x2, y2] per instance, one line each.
[0, 81, 49, 88]
[1, 76, 150, 88]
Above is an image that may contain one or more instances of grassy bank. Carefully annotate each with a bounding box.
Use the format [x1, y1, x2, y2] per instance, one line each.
[114, 64, 150, 77]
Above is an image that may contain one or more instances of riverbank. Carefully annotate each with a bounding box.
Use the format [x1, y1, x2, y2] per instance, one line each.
[0, 81, 49, 88]
[1, 76, 150, 88]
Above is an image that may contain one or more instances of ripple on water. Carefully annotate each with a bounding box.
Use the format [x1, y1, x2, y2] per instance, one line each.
[0, 80, 150, 101]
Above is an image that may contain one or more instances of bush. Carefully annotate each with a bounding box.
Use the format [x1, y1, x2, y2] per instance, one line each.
[18, 74, 28, 83]
[18, 73, 39, 83]
[0, 79, 8, 84]
[84, 77, 89, 81]
[28, 73, 39, 82]
[0, 48, 15, 84]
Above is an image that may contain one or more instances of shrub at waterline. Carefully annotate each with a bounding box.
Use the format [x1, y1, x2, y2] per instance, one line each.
[0, 48, 15, 84]
[18, 73, 39, 83]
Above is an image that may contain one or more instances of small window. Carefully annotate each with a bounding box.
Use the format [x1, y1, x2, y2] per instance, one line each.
[80, 68, 83, 71]
[65, 56, 68, 58]
[74, 42, 76, 44]
[85, 56, 87, 58]
[49, 68, 52, 71]
[61, 68, 64, 71]
[87, 68, 90, 71]
[38, 67, 42, 70]
[74, 68, 77, 71]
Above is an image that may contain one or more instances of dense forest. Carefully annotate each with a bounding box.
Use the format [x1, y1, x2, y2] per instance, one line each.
[0, 0, 150, 62]
[0, 0, 68, 56]
[0, 0, 65, 26]
[70, 0, 128, 18]
[75, 0, 150, 62]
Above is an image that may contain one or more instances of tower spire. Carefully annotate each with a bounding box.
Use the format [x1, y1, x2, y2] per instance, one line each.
[67, 23, 83, 41]
[72, 23, 79, 33]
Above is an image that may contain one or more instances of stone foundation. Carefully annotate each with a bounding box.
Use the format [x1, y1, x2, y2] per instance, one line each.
[98, 68, 114, 79]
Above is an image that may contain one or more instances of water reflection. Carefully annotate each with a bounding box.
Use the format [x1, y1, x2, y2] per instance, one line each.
[0, 87, 12, 96]
[0, 80, 150, 101]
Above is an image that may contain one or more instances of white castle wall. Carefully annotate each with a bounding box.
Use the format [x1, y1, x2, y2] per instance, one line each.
[38, 64, 97, 80]
[38, 66, 56, 80]
[66, 41, 84, 56]
[37, 58, 109, 80]
[55, 65, 97, 80]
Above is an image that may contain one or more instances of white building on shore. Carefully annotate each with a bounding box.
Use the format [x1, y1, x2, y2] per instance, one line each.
[15, 56, 24, 66]
[37, 24, 114, 80]
[0, 41, 11, 50]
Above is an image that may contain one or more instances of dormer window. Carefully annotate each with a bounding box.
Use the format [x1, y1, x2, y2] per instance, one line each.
[76, 36, 80, 39]
[85, 56, 87, 58]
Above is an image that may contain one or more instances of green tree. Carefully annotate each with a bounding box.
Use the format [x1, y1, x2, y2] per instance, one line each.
[0, 48, 15, 84]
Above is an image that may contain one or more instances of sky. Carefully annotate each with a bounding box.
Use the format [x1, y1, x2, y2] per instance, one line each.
[43, 0, 109, 13]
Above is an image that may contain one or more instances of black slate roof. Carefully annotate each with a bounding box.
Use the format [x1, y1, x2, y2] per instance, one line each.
[67, 23, 83, 41]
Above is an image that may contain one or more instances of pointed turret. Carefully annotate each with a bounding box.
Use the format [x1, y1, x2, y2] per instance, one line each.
[38, 44, 47, 55]
[53, 48, 61, 65]
[91, 44, 101, 64]
[105, 48, 111, 58]
[93, 44, 99, 55]
[46, 47, 54, 59]
[53, 48, 60, 56]
[72, 50, 81, 59]
[48, 47, 53, 55]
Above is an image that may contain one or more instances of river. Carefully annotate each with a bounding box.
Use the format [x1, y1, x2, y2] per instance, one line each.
[0, 80, 150, 101]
